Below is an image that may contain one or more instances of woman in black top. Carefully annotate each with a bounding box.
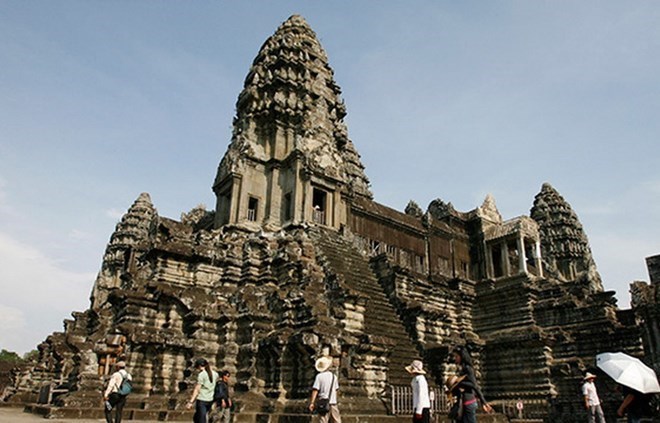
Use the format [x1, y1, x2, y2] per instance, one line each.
[452, 347, 493, 423]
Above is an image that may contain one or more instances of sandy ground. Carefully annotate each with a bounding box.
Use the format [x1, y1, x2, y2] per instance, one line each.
[0, 407, 162, 423]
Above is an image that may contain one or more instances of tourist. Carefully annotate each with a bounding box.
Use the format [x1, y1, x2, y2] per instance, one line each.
[212, 370, 232, 423]
[186, 358, 218, 423]
[308, 356, 341, 423]
[406, 360, 430, 423]
[103, 361, 132, 423]
[451, 347, 493, 423]
[617, 385, 644, 423]
[582, 372, 605, 423]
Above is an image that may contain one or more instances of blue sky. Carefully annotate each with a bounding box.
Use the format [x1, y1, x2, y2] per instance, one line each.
[1, 1, 659, 354]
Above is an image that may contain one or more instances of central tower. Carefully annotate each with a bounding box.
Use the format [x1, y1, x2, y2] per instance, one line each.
[213, 15, 371, 230]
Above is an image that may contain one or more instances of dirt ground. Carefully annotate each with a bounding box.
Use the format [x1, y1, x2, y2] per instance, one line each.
[0, 407, 162, 423]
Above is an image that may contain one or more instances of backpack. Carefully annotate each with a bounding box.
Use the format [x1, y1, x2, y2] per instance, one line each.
[118, 370, 133, 396]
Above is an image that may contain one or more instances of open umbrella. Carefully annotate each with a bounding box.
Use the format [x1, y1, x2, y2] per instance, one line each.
[596, 352, 660, 394]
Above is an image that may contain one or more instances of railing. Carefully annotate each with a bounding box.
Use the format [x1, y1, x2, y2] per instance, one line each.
[390, 385, 449, 415]
[247, 209, 257, 222]
[490, 398, 548, 420]
[313, 209, 326, 225]
[391, 388, 549, 420]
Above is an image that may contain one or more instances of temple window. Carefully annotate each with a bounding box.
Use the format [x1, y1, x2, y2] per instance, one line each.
[461, 261, 469, 279]
[312, 188, 327, 224]
[247, 196, 258, 222]
[507, 240, 519, 276]
[369, 239, 381, 255]
[438, 256, 450, 276]
[283, 192, 292, 221]
[491, 245, 503, 278]
[414, 254, 425, 273]
[524, 240, 539, 276]
[218, 187, 232, 225]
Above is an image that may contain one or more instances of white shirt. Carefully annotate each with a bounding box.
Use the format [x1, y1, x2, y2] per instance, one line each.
[312, 371, 339, 405]
[582, 381, 601, 406]
[104, 369, 132, 397]
[412, 374, 430, 414]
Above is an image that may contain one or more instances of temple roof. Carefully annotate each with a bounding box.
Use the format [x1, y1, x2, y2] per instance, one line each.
[531, 183, 602, 289]
[217, 15, 371, 198]
[103, 192, 157, 266]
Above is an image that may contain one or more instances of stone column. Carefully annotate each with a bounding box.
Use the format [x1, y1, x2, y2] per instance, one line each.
[535, 241, 544, 278]
[517, 236, 527, 275]
[484, 243, 493, 279]
[501, 242, 510, 277]
[265, 163, 281, 226]
[647, 255, 660, 284]
[230, 175, 243, 224]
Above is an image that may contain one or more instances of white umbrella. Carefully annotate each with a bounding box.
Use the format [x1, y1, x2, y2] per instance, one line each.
[596, 352, 660, 394]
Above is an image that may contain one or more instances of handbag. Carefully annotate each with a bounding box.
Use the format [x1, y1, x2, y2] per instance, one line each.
[448, 396, 463, 420]
[316, 397, 330, 415]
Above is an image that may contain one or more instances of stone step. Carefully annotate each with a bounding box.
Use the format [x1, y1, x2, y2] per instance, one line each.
[24, 404, 193, 420]
[308, 228, 423, 387]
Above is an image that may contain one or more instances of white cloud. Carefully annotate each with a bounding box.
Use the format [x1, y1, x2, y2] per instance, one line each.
[0, 232, 95, 353]
[578, 204, 619, 216]
[643, 180, 660, 195]
[68, 229, 92, 240]
[105, 208, 124, 220]
[0, 305, 26, 332]
[0, 305, 27, 351]
[0, 176, 14, 216]
[590, 233, 659, 309]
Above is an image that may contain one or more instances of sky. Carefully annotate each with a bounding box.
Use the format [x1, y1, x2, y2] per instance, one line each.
[1, 1, 659, 354]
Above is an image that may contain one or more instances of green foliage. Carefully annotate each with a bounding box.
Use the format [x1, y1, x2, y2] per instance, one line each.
[23, 350, 39, 362]
[0, 349, 22, 363]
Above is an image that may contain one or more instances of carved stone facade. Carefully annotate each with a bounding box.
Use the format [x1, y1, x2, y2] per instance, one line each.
[9, 15, 658, 423]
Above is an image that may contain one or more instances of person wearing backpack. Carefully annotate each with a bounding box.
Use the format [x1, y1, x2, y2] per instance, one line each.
[186, 358, 219, 423]
[103, 361, 132, 423]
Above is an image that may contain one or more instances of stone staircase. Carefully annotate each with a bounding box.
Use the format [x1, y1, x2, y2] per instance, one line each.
[24, 400, 193, 421]
[309, 227, 422, 386]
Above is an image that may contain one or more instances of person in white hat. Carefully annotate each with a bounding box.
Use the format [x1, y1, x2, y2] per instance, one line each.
[103, 361, 132, 423]
[406, 360, 430, 422]
[308, 356, 341, 422]
[582, 372, 605, 423]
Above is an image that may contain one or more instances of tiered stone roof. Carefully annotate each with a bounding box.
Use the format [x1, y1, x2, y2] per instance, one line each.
[531, 183, 602, 290]
[216, 15, 371, 198]
[103, 192, 157, 268]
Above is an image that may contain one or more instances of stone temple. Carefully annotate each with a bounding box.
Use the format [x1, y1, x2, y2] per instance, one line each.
[8, 15, 660, 422]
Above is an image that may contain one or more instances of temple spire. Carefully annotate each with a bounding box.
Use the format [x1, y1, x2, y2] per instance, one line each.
[531, 183, 602, 291]
[213, 15, 371, 230]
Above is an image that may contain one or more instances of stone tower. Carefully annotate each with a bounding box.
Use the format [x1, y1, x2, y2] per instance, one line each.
[530, 183, 603, 292]
[213, 15, 371, 230]
[90, 192, 157, 309]
[9, 16, 653, 423]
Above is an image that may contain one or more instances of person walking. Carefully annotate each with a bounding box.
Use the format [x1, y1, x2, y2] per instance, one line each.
[186, 358, 219, 423]
[103, 361, 132, 423]
[451, 347, 493, 423]
[617, 385, 645, 423]
[212, 370, 232, 423]
[308, 356, 341, 423]
[582, 372, 605, 423]
[406, 360, 430, 423]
